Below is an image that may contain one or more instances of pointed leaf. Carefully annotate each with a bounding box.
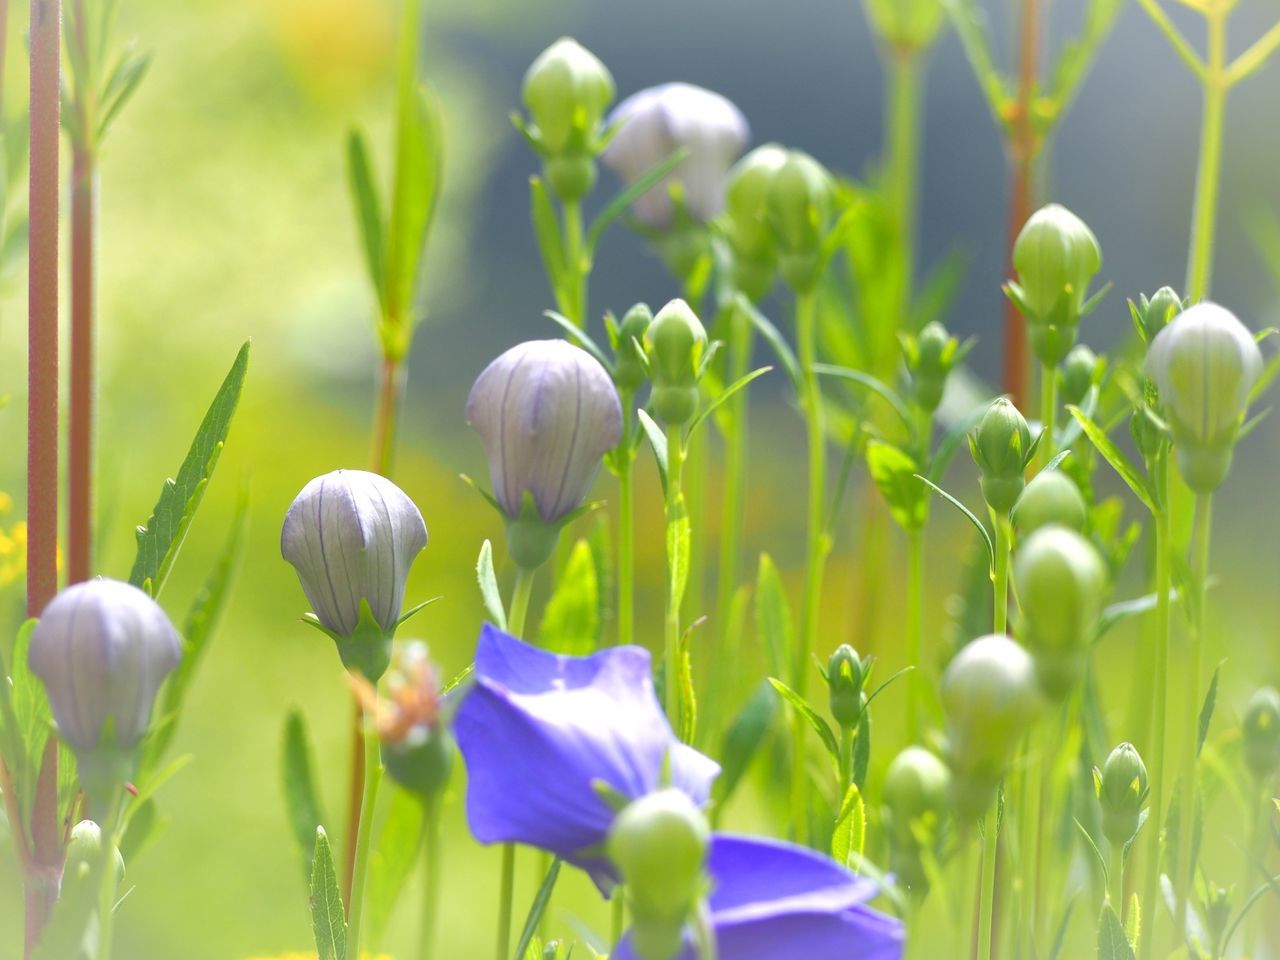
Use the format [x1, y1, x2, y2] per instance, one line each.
[346, 127, 386, 309]
[514, 858, 563, 960]
[283, 710, 327, 868]
[1197, 661, 1222, 757]
[637, 409, 669, 493]
[310, 827, 347, 960]
[476, 539, 508, 631]
[915, 474, 994, 572]
[539, 539, 600, 655]
[714, 678, 778, 814]
[831, 783, 866, 868]
[754, 554, 793, 680]
[1097, 902, 1135, 960]
[384, 84, 444, 329]
[1067, 406, 1157, 514]
[768, 677, 839, 762]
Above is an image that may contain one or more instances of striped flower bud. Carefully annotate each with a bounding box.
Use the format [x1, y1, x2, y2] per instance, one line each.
[1145, 302, 1263, 491]
[646, 299, 707, 426]
[969, 398, 1036, 515]
[723, 144, 787, 301]
[1095, 742, 1149, 846]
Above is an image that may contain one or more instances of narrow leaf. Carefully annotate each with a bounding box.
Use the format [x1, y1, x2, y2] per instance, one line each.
[1067, 406, 1157, 514]
[738, 296, 802, 393]
[1197, 662, 1222, 757]
[310, 827, 347, 960]
[477, 539, 508, 631]
[915, 474, 994, 572]
[768, 677, 839, 762]
[346, 127, 386, 308]
[813, 363, 916, 436]
[283, 710, 327, 867]
[384, 84, 443, 327]
[514, 858, 563, 960]
[714, 678, 778, 814]
[831, 783, 866, 869]
[637, 409, 669, 493]
[586, 147, 688, 251]
[754, 554, 793, 680]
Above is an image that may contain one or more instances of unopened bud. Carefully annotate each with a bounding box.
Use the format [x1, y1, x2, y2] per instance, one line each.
[969, 398, 1035, 515]
[723, 144, 787, 301]
[1060, 345, 1099, 408]
[1014, 471, 1087, 537]
[882, 746, 951, 868]
[904, 321, 969, 413]
[612, 303, 654, 393]
[766, 149, 833, 293]
[1242, 687, 1280, 781]
[826, 645, 866, 729]
[1095, 742, 1148, 846]
[1130, 287, 1183, 343]
[646, 299, 707, 425]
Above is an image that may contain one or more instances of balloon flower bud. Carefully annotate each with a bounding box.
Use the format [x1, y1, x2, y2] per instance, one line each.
[1014, 525, 1107, 700]
[1242, 687, 1280, 782]
[1094, 742, 1149, 847]
[1007, 204, 1103, 364]
[281, 470, 428, 680]
[865, 0, 946, 52]
[882, 746, 951, 892]
[602, 83, 749, 230]
[903, 321, 971, 413]
[826, 644, 866, 729]
[1130, 286, 1183, 344]
[1059, 344, 1099, 408]
[723, 144, 787, 301]
[1144, 302, 1263, 492]
[942, 635, 1042, 820]
[766, 149, 834, 293]
[646, 299, 708, 426]
[467, 340, 623, 570]
[1014, 470, 1087, 538]
[521, 38, 615, 200]
[608, 788, 710, 960]
[351, 641, 454, 804]
[612, 303, 654, 394]
[64, 819, 125, 887]
[28, 579, 182, 807]
[969, 398, 1036, 515]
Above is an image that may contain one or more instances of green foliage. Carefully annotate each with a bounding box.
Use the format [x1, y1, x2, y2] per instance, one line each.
[865, 440, 927, 531]
[539, 539, 600, 655]
[769, 678, 839, 765]
[831, 782, 866, 869]
[476, 539, 508, 631]
[1, 620, 51, 828]
[515, 857, 564, 960]
[1097, 902, 1135, 959]
[282, 710, 327, 871]
[754, 553, 793, 680]
[310, 826, 348, 960]
[714, 679, 778, 814]
[129, 341, 250, 599]
[366, 784, 427, 944]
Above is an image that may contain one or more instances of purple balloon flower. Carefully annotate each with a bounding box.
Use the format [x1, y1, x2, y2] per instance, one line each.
[614, 835, 905, 960]
[453, 624, 719, 889]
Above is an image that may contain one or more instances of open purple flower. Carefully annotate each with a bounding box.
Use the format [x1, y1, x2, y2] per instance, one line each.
[453, 624, 719, 889]
[613, 835, 905, 960]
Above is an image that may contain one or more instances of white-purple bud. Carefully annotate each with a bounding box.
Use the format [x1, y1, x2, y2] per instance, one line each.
[466, 340, 623, 526]
[28, 579, 181, 756]
[602, 83, 749, 230]
[281, 470, 428, 640]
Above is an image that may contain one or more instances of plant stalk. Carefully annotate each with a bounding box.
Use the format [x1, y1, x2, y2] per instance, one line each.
[905, 526, 925, 742]
[663, 421, 687, 726]
[419, 795, 442, 960]
[617, 399, 636, 648]
[977, 813, 1000, 960]
[1185, 10, 1227, 302]
[346, 724, 383, 959]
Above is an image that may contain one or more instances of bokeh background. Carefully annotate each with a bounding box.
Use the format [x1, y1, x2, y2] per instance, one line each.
[2, 0, 1280, 955]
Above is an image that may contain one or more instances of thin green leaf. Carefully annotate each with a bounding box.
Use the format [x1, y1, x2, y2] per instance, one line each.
[477, 540, 508, 631]
[384, 84, 443, 328]
[96, 50, 151, 140]
[831, 783, 866, 869]
[943, 0, 1012, 125]
[514, 858, 563, 960]
[738, 296, 802, 393]
[366, 784, 428, 943]
[866, 440, 926, 532]
[689, 366, 772, 437]
[755, 554, 793, 680]
[529, 176, 566, 305]
[915, 474, 994, 572]
[539, 540, 600, 655]
[310, 827, 347, 960]
[129, 341, 250, 598]
[768, 677, 839, 762]
[713, 678, 777, 815]
[586, 147, 688, 251]
[1066, 406, 1157, 514]
[637, 409, 669, 494]
[1075, 817, 1109, 887]
[1197, 662, 1222, 758]
[283, 710, 327, 868]
[812, 364, 916, 436]
[544, 310, 612, 369]
[346, 127, 386, 309]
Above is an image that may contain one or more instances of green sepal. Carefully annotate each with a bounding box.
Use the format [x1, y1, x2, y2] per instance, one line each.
[302, 598, 394, 683]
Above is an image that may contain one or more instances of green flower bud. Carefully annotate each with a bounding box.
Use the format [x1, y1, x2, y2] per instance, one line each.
[608, 788, 709, 959]
[826, 644, 866, 729]
[1242, 687, 1280, 781]
[1145, 302, 1263, 492]
[521, 38, 615, 200]
[364, 642, 455, 804]
[903, 321, 969, 413]
[646, 298, 707, 425]
[1095, 742, 1149, 846]
[723, 144, 786, 301]
[613, 303, 654, 393]
[1130, 286, 1183, 343]
[765, 149, 833, 293]
[1059, 345, 1099, 408]
[1010, 204, 1102, 327]
[942, 634, 1042, 820]
[883, 746, 950, 846]
[64, 819, 125, 887]
[969, 398, 1035, 515]
[865, 0, 946, 53]
[1013, 470, 1087, 537]
[1014, 525, 1107, 700]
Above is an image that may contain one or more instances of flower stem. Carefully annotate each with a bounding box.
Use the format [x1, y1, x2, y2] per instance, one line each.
[617, 399, 636, 648]
[508, 567, 535, 639]
[346, 724, 382, 958]
[663, 421, 687, 727]
[1109, 840, 1124, 913]
[905, 527, 925, 742]
[562, 197, 587, 327]
[992, 512, 1011, 635]
[977, 812, 1000, 960]
[1039, 362, 1056, 464]
[1185, 9, 1227, 303]
[497, 842, 516, 960]
[611, 891, 626, 946]
[886, 50, 922, 333]
[371, 355, 406, 477]
[95, 794, 123, 960]
[419, 795, 442, 960]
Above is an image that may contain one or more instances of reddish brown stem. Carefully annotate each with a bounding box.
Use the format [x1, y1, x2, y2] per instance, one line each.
[369, 355, 404, 478]
[1002, 0, 1041, 410]
[342, 699, 366, 911]
[69, 146, 95, 586]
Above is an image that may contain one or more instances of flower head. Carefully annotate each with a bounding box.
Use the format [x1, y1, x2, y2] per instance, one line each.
[766, 150, 834, 293]
[453, 625, 719, 890]
[521, 38, 614, 200]
[902, 321, 971, 413]
[826, 644, 866, 730]
[969, 398, 1036, 515]
[1095, 742, 1149, 846]
[646, 299, 708, 426]
[882, 746, 950, 893]
[1144, 301, 1263, 491]
[1013, 470, 1087, 537]
[602, 83, 749, 230]
[1008, 204, 1102, 348]
[723, 144, 787, 300]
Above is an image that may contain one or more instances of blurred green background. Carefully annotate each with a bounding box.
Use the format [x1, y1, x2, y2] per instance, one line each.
[1, 0, 1280, 955]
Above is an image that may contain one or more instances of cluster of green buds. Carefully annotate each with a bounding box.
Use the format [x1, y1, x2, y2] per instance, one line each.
[941, 634, 1043, 821]
[864, 0, 946, 55]
[607, 789, 711, 960]
[609, 303, 654, 395]
[969, 398, 1038, 515]
[721, 144, 787, 301]
[1014, 524, 1108, 700]
[901, 321, 972, 415]
[881, 746, 951, 894]
[826, 644, 868, 730]
[1013, 470, 1087, 538]
[1128, 288, 1186, 464]
[1005, 204, 1105, 365]
[1242, 687, 1280, 782]
[1094, 742, 1149, 847]
[1144, 302, 1264, 492]
[646, 298, 709, 426]
[520, 38, 615, 202]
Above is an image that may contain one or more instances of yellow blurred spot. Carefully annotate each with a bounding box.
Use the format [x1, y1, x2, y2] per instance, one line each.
[265, 0, 395, 98]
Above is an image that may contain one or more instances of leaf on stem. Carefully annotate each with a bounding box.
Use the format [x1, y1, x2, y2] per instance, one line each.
[514, 857, 563, 960]
[831, 783, 866, 869]
[310, 826, 347, 960]
[713, 678, 778, 817]
[539, 539, 600, 656]
[755, 554, 793, 681]
[914, 474, 994, 573]
[637, 409, 669, 494]
[476, 539, 508, 631]
[1097, 902, 1135, 960]
[384, 84, 444, 329]
[346, 127, 386, 309]
[768, 677, 839, 763]
[585, 147, 688, 252]
[738, 295, 802, 394]
[1066, 405, 1158, 514]
[283, 710, 327, 869]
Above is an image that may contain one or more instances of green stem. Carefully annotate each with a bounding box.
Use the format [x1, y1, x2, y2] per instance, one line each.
[617, 400, 636, 648]
[905, 527, 925, 742]
[419, 796, 442, 960]
[508, 568, 535, 640]
[1039, 362, 1057, 464]
[977, 813, 1000, 960]
[497, 842, 516, 960]
[838, 724, 854, 795]
[1174, 492, 1214, 937]
[1185, 9, 1227, 302]
[1109, 841, 1124, 913]
[886, 50, 923, 337]
[562, 197, 587, 327]
[1139, 461, 1171, 960]
[346, 725, 383, 958]
[992, 513, 1012, 635]
[664, 421, 687, 727]
[95, 794, 123, 960]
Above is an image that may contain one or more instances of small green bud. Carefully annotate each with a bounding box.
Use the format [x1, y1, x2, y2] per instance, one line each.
[1010, 204, 1102, 327]
[646, 298, 707, 425]
[1095, 742, 1149, 846]
[826, 644, 866, 729]
[1059, 345, 1099, 408]
[883, 746, 951, 846]
[765, 150, 833, 293]
[608, 789, 709, 959]
[942, 634, 1042, 820]
[1130, 286, 1183, 343]
[64, 819, 125, 886]
[613, 303, 654, 393]
[1145, 302, 1263, 492]
[969, 398, 1035, 515]
[723, 144, 787, 300]
[369, 642, 455, 804]
[1014, 525, 1107, 700]
[1013, 470, 1087, 537]
[1242, 687, 1280, 781]
[904, 321, 968, 413]
[865, 0, 946, 53]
